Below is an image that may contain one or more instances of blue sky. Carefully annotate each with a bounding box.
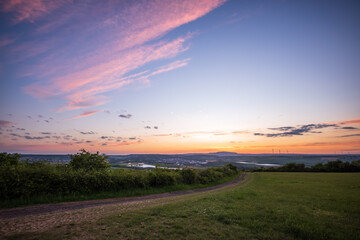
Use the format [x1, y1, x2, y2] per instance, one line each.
[0, 0, 359, 154]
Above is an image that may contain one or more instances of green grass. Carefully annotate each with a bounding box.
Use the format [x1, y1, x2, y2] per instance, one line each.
[0, 174, 239, 209]
[6, 173, 360, 240]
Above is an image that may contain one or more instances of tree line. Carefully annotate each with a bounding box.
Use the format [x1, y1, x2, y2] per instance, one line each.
[251, 159, 360, 172]
[0, 150, 238, 200]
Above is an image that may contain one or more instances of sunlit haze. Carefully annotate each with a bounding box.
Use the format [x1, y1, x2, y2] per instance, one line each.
[0, 0, 359, 154]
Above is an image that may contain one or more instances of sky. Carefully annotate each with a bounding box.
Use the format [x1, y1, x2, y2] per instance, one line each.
[0, 0, 359, 154]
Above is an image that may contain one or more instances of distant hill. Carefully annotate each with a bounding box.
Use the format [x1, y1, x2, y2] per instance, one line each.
[209, 152, 240, 157]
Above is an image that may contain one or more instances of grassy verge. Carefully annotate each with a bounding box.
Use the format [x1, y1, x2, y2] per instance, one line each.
[0, 173, 240, 209]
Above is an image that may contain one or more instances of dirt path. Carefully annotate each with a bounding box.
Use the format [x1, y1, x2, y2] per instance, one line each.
[0, 173, 247, 219]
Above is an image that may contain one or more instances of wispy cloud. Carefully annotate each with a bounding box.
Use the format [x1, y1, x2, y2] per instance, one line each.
[9, 133, 21, 138]
[13, 0, 226, 111]
[24, 135, 50, 140]
[57, 96, 108, 112]
[80, 131, 96, 135]
[25, 37, 190, 111]
[0, 0, 71, 23]
[342, 126, 358, 130]
[7, 132, 51, 140]
[150, 58, 190, 76]
[251, 117, 360, 138]
[152, 134, 173, 137]
[0, 120, 14, 127]
[339, 118, 360, 125]
[254, 123, 338, 138]
[149, 130, 239, 138]
[67, 110, 100, 120]
[119, 114, 132, 119]
[340, 134, 360, 138]
[232, 130, 251, 135]
[0, 35, 15, 48]
[247, 141, 360, 149]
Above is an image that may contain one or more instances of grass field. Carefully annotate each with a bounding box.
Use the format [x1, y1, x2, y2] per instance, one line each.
[4, 172, 360, 240]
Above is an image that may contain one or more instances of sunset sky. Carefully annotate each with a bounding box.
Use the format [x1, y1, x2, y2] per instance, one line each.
[0, 0, 359, 154]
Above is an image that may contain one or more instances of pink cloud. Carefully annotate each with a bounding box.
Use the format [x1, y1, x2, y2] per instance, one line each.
[1, 0, 71, 23]
[133, 58, 190, 86]
[0, 36, 15, 48]
[7, 38, 59, 64]
[24, 35, 189, 110]
[19, 0, 226, 111]
[66, 110, 100, 120]
[340, 118, 360, 125]
[0, 120, 14, 127]
[150, 58, 190, 76]
[58, 96, 109, 112]
[113, 1, 226, 49]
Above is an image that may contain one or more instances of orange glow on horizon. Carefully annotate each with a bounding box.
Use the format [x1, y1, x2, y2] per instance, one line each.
[3, 138, 359, 155]
[1, 117, 359, 155]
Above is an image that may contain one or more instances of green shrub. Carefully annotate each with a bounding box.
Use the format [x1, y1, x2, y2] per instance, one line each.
[180, 168, 198, 184]
[69, 149, 110, 172]
[148, 169, 177, 187]
[0, 152, 21, 167]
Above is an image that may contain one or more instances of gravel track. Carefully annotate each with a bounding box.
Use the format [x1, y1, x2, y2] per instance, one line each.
[0, 173, 247, 219]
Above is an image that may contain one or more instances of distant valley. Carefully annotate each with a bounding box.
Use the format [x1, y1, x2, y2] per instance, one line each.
[20, 152, 360, 170]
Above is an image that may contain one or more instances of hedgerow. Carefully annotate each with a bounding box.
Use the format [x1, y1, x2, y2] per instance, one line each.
[0, 151, 238, 200]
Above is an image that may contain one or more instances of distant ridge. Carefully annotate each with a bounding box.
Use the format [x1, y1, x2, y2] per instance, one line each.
[209, 151, 240, 157]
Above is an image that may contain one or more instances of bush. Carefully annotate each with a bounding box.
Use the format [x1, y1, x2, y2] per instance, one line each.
[181, 168, 198, 184]
[148, 168, 177, 187]
[0, 152, 20, 167]
[69, 149, 110, 172]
